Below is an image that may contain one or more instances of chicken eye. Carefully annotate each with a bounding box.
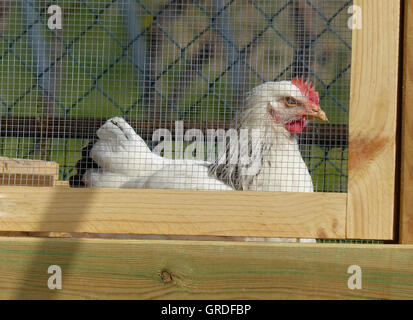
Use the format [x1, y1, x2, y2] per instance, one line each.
[285, 97, 297, 107]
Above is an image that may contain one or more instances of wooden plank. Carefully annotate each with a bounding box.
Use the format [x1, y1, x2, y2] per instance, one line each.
[400, 0, 413, 243]
[55, 181, 69, 187]
[0, 157, 59, 187]
[1, 237, 413, 299]
[0, 157, 59, 176]
[0, 187, 346, 239]
[347, 0, 400, 239]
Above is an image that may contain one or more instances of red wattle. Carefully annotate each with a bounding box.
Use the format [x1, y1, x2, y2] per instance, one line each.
[284, 118, 307, 134]
[269, 110, 307, 134]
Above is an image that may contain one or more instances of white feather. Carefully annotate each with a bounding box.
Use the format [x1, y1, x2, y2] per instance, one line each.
[83, 117, 231, 190]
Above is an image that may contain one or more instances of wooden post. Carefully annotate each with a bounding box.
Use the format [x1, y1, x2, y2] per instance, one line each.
[347, 0, 401, 239]
[400, 0, 413, 243]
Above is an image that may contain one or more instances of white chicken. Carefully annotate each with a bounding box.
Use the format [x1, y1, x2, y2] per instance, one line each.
[72, 78, 328, 243]
[80, 78, 328, 192]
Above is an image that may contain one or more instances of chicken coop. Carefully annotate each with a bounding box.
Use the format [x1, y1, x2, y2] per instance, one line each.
[0, 0, 411, 299]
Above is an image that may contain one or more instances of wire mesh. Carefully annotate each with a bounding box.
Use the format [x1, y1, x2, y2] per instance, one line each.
[0, 0, 351, 192]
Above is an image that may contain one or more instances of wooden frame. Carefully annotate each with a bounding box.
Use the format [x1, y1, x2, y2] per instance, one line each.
[0, 0, 412, 301]
[0, 0, 401, 240]
[347, 0, 400, 239]
[400, 0, 413, 244]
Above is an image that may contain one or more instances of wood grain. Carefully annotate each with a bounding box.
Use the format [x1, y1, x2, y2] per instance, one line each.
[1, 237, 413, 299]
[400, 0, 413, 243]
[347, 0, 400, 239]
[0, 157, 59, 187]
[0, 186, 346, 239]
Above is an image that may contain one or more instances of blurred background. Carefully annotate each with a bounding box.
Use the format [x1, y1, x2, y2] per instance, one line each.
[0, 0, 351, 192]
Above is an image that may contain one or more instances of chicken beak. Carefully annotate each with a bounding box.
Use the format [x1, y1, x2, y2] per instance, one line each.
[311, 109, 328, 122]
[306, 105, 329, 122]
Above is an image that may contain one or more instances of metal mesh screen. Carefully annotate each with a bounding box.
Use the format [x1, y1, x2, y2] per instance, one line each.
[0, 0, 351, 192]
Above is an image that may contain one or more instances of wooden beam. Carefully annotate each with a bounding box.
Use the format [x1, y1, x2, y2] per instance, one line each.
[347, 0, 400, 239]
[0, 186, 346, 239]
[400, 0, 413, 243]
[0, 157, 59, 187]
[0, 237, 413, 299]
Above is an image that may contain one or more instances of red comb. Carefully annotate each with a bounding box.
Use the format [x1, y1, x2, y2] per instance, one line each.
[292, 77, 320, 105]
